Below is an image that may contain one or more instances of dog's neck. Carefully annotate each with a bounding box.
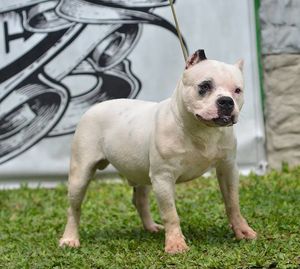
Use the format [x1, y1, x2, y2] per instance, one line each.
[170, 79, 225, 144]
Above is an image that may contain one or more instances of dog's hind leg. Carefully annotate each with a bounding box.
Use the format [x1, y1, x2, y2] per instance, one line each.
[132, 186, 164, 233]
[59, 157, 96, 247]
[59, 127, 108, 247]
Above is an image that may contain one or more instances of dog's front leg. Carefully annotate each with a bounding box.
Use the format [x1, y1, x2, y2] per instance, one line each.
[216, 160, 257, 240]
[151, 174, 189, 254]
[132, 186, 164, 232]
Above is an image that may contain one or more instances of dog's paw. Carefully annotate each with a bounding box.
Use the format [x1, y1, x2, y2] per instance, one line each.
[59, 237, 80, 248]
[231, 221, 257, 240]
[165, 233, 189, 254]
[144, 223, 164, 233]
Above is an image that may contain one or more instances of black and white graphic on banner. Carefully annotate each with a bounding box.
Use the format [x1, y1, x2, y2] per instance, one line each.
[0, 0, 187, 164]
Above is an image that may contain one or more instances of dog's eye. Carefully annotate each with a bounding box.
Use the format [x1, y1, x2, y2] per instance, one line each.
[235, 88, 242, 94]
[198, 81, 212, 96]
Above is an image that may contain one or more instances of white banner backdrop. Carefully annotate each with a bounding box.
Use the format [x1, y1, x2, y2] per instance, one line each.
[0, 0, 266, 183]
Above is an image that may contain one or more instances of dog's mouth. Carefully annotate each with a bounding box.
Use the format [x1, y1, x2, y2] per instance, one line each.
[213, 115, 237, 126]
[196, 114, 237, 127]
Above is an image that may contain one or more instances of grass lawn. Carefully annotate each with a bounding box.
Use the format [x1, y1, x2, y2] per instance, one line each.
[0, 167, 299, 269]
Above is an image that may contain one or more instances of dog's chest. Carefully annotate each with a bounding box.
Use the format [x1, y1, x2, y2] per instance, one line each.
[177, 142, 225, 183]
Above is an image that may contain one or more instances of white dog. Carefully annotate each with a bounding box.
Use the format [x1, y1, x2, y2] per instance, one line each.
[59, 50, 257, 254]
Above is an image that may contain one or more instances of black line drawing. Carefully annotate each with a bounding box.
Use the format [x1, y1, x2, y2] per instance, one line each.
[0, 0, 187, 164]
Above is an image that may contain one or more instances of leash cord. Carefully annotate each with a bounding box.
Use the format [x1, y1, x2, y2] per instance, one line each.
[168, 0, 188, 61]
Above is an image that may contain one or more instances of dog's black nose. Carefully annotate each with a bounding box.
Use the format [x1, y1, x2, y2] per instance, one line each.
[216, 96, 234, 114]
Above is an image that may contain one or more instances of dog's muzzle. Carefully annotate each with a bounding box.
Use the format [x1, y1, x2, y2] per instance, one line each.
[214, 96, 237, 126]
[213, 115, 236, 126]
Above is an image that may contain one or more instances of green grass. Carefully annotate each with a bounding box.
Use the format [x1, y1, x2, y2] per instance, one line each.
[0, 167, 300, 269]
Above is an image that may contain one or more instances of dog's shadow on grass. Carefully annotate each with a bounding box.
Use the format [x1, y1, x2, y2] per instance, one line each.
[80, 223, 237, 248]
[184, 224, 238, 246]
[81, 226, 164, 245]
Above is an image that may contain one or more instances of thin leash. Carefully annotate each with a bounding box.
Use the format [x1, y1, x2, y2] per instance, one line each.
[168, 0, 188, 61]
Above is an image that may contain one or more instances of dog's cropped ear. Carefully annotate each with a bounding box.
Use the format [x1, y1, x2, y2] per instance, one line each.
[235, 59, 244, 72]
[185, 49, 207, 69]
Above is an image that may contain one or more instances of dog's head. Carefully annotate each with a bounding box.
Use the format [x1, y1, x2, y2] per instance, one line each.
[181, 50, 244, 127]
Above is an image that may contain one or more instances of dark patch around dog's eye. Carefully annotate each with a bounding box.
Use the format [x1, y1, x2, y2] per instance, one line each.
[198, 80, 213, 96]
